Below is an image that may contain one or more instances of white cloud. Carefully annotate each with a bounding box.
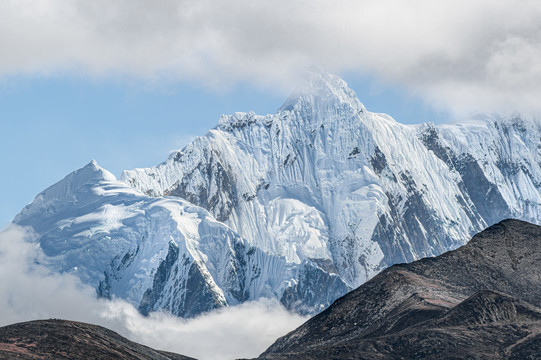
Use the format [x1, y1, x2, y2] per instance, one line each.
[0, 225, 308, 360]
[1, 0, 541, 114]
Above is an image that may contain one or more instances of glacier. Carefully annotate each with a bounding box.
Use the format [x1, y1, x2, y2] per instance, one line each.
[13, 71, 541, 318]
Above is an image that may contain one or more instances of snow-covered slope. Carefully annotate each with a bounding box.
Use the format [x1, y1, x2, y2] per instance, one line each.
[14, 160, 348, 317]
[122, 72, 541, 290]
[13, 71, 541, 318]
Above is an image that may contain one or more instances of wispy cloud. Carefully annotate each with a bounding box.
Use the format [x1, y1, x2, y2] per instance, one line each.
[0, 225, 308, 360]
[1, 0, 541, 114]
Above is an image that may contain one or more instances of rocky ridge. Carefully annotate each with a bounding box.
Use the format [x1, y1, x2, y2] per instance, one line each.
[260, 219, 541, 359]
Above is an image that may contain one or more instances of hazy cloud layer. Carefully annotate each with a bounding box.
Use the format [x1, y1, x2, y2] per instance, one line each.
[1, 1, 540, 113]
[0, 225, 308, 360]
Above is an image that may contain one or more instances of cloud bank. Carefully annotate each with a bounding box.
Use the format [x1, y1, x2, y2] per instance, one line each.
[0, 225, 308, 360]
[1, 0, 541, 114]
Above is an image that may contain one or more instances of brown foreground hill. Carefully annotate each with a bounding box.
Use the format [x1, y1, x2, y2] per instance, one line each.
[260, 219, 541, 359]
[5, 219, 541, 360]
[0, 319, 194, 360]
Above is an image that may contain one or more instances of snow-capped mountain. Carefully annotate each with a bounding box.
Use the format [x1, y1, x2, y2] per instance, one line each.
[14, 160, 348, 317]
[13, 71, 541, 318]
[122, 72, 541, 289]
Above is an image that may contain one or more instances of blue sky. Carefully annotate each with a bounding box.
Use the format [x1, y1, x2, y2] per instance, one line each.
[0, 73, 448, 226]
[1, 0, 538, 226]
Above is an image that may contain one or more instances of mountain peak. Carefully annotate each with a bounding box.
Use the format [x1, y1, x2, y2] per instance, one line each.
[278, 70, 366, 114]
[14, 160, 117, 225]
[79, 160, 116, 182]
[89, 159, 99, 168]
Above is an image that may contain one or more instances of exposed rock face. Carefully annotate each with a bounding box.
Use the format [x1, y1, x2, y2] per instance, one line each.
[0, 319, 193, 360]
[260, 219, 541, 359]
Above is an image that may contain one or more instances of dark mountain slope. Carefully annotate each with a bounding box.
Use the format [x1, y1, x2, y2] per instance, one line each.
[0, 319, 194, 360]
[260, 219, 541, 359]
